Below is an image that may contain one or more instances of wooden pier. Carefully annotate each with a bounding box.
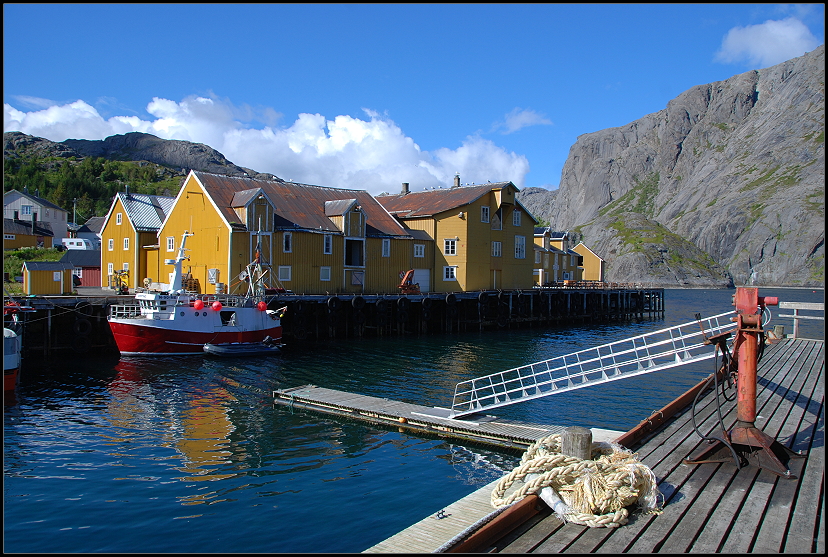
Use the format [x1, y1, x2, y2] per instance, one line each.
[365, 337, 824, 553]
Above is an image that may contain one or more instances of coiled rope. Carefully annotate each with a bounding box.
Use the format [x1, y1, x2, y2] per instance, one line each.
[491, 433, 663, 528]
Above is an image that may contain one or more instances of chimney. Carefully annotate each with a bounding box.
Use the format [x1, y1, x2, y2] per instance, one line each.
[401, 182, 409, 195]
[454, 173, 460, 188]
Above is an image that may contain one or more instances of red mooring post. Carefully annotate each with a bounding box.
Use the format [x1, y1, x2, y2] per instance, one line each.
[685, 287, 804, 478]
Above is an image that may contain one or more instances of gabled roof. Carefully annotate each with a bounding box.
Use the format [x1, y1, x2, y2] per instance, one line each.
[3, 189, 67, 213]
[22, 261, 73, 271]
[377, 182, 516, 218]
[104, 192, 175, 232]
[324, 199, 358, 216]
[3, 218, 54, 237]
[60, 250, 102, 267]
[79, 216, 105, 234]
[191, 171, 410, 238]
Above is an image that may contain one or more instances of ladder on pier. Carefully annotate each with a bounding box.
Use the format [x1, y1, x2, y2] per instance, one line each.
[447, 311, 737, 419]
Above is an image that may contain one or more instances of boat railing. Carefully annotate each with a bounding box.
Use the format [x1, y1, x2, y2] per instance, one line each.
[109, 304, 142, 319]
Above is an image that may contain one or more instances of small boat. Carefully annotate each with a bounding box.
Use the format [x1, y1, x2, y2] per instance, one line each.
[203, 336, 283, 357]
[107, 231, 286, 355]
[4, 328, 21, 391]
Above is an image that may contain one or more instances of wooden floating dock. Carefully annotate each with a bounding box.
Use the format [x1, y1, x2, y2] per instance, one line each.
[364, 337, 824, 553]
[273, 384, 621, 451]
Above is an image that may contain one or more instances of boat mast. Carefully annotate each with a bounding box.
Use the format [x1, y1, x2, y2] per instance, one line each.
[168, 231, 193, 293]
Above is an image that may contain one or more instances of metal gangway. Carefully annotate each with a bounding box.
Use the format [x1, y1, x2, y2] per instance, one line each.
[447, 311, 739, 419]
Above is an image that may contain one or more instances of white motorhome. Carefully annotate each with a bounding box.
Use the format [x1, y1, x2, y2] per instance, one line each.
[61, 238, 95, 250]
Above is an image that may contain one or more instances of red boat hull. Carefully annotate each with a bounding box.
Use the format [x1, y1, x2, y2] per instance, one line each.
[108, 321, 282, 355]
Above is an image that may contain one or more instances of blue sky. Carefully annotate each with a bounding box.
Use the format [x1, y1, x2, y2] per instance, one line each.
[3, 4, 824, 196]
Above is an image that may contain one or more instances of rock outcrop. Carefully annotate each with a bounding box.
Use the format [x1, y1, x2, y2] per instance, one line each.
[541, 45, 824, 287]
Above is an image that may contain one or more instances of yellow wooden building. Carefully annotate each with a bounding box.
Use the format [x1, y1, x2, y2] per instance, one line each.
[533, 228, 584, 284]
[377, 177, 538, 292]
[152, 171, 418, 296]
[573, 242, 605, 282]
[100, 191, 175, 290]
[22, 261, 74, 295]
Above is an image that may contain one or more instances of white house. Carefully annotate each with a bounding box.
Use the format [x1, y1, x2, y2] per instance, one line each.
[3, 189, 69, 247]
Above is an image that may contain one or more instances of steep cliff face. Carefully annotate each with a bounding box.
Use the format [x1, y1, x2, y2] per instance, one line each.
[546, 45, 824, 287]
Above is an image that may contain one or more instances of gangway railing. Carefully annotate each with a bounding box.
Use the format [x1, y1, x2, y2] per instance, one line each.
[447, 311, 737, 418]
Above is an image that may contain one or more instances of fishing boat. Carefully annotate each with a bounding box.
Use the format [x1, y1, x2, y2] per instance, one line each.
[107, 231, 286, 355]
[203, 335, 283, 357]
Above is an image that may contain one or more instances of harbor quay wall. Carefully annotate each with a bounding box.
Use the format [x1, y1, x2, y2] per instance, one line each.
[4, 287, 665, 357]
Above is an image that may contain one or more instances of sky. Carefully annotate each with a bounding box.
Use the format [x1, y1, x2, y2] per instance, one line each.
[3, 4, 824, 196]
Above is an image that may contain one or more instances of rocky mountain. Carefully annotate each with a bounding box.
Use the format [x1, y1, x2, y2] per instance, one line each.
[3, 131, 278, 181]
[532, 45, 825, 288]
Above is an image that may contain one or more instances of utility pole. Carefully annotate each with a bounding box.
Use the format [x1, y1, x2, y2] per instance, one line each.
[73, 198, 77, 227]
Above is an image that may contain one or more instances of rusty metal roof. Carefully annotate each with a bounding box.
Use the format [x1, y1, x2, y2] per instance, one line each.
[377, 182, 516, 218]
[192, 171, 411, 237]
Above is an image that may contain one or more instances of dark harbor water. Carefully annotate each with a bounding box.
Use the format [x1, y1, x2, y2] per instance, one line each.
[4, 288, 823, 553]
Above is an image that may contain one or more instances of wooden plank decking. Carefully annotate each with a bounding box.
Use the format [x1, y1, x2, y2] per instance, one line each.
[364, 337, 824, 553]
[490, 337, 825, 553]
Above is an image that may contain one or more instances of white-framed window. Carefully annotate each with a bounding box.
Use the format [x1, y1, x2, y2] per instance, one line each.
[443, 266, 458, 281]
[512, 209, 522, 227]
[72, 268, 83, 278]
[123, 263, 129, 272]
[283, 232, 292, 253]
[320, 266, 331, 281]
[535, 250, 541, 264]
[53, 271, 61, 282]
[444, 239, 457, 256]
[166, 237, 175, 251]
[107, 263, 114, 275]
[515, 235, 526, 259]
[123, 237, 129, 250]
[491, 241, 502, 257]
[116, 213, 122, 225]
[21, 205, 32, 216]
[414, 244, 425, 258]
[108, 239, 114, 251]
[323, 234, 332, 254]
[278, 266, 292, 281]
[382, 238, 390, 257]
[481, 206, 490, 223]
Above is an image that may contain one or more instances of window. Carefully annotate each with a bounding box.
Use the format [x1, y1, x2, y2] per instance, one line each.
[72, 269, 83, 278]
[123, 237, 129, 250]
[481, 206, 490, 223]
[515, 235, 526, 259]
[278, 266, 292, 281]
[323, 234, 332, 254]
[382, 238, 390, 257]
[414, 244, 425, 258]
[320, 266, 331, 281]
[491, 241, 502, 257]
[444, 239, 457, 256]
[123, 263, 129, 272]
[108, 239, 114, 251]
[283, 232, 292, 253]
[512, 209, 522, 227]
[535, 250, 541, 264]
[4, 234, 14, 240]
[107, 263, 114, 275]
[53, 271, 61, 282]
[21, 205, 32, 216]
[166, 237, 175, 252]
[443, 266, 458, 281]
[116, 213, 122, 225]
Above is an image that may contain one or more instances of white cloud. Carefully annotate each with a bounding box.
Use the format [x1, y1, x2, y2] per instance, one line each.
[494, 108, 553, 135]
[715, 17, 821, 68]
[3, 96, 530, 195]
